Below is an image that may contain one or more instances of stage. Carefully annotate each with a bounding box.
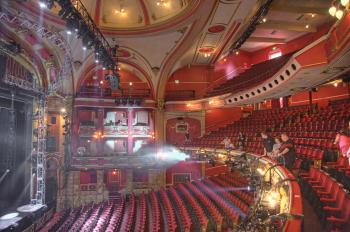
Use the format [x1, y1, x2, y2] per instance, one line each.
[0, 204, 46, 231]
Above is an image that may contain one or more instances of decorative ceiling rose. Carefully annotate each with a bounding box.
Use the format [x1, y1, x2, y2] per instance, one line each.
[199, 47, 215, 57]
[198, 47, 215, 53]
[208, 25, 226, 33]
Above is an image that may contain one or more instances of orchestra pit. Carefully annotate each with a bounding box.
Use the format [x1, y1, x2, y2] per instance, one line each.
[1, 0, 350, 231]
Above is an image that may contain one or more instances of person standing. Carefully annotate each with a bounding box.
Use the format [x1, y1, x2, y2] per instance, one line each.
[238, 132, 246, 150]
[334, 119, 350, 164]
[278, 133, 296, 170]
[261, 132, 275, 157]
[222, 137, 234, 150]
[272, 137, 282, 159]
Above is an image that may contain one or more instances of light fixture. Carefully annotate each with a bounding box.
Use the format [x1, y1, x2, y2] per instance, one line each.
[82, 46, 87, 50]
[262, 18, 267, 23]
[329, 4, 337, 16]
[66, 30, 72, 35]
[235, 51, 239, 55]
[334, 82, 338, 87]
[335, 8, 344, 19]
[100, 80, 104, 85]
[223, 58, 227, 62]
[266, 190, 280, 208]
[204, 52, 211, 58]
[341, 0, 349, 6]
[39, 1, 47, 8]
[129, 82, 133, 86]
[305, 24, 310, 29]
[115, 4, 126, 14]
[60, 108, 66, 113]
[156, 0, 166, 6]
[175, 80, 180, 84]
[311, 13, 316, 18]
[95, 59, 99, 63]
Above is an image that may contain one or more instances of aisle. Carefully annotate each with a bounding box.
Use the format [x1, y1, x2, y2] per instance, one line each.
[302, 197, 323, 232]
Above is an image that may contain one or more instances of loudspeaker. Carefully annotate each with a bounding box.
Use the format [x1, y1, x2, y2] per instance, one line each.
[0, 55, 7, 80]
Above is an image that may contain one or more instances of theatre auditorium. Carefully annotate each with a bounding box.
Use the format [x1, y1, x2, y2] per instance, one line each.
[0, 0, 350, 231]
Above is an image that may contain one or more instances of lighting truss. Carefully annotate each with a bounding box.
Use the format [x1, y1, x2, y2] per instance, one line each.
[40, 0, 119, 86]
[229, 0, 273, 53]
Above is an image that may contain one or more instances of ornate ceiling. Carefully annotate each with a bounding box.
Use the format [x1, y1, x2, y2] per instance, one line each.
[0, 0, 335, 101]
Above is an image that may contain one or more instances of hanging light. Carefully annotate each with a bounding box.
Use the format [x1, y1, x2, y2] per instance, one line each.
[335, 8, 344, 19]
[341, 0, 349, 6]
[329, 5, 337, 16]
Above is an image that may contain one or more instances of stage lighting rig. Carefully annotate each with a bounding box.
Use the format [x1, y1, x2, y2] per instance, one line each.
[229, 0, 273, 53]
[39, 0, 120, 88]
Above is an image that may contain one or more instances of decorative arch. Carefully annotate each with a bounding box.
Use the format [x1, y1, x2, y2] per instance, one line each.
[76, 59, 155, 99]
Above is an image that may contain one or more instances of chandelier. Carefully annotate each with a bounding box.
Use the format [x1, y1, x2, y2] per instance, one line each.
[329, 0, 349, 20]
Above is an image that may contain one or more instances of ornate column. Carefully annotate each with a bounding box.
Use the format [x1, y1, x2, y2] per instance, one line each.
[127, 108, 134, 154]
[155, 99, 165, 148]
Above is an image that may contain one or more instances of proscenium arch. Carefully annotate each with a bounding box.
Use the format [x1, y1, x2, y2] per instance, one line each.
[1, 28, 49, 89]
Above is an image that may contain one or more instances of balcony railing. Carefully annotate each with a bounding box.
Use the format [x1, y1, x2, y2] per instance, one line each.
[165, 90, 195, 101]
[77, 87, 151, 98]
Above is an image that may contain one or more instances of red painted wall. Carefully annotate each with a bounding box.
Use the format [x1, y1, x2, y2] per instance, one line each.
[205, 107, 242, 132]
[290, 84, 349, 107]
[166, 117, 201, 145]
[250, 24, 331, 65]
[166, 65, 210, 98]
[166, 161, 203, 185]
[165, 23, 332, 99]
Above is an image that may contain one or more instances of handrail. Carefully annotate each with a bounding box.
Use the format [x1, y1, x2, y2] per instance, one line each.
[181, 147, 303, 232]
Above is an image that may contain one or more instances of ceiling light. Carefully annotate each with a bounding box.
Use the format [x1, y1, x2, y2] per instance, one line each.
[82, 46, 87, 50]
[334, 82, 338, 87]
[341, 0, 349, 6]
[175, 80, 180, 84]
[129, 82, 133, 86]
[100, 80, 104, 85]
[39, 2, 47, 8]
[262, 18, 267, 23]
[329, 6, 337, 16]
[235, 51, 239, 55]
[115, 10, 119, 14]
[157, 0, 166, 6]
[311, 13, 316, 18]
[223, 58, 227, 62]
[95, 59, 99, 63]
[305, 24, 310, 29]
[66, 30, 72, 35]
[335, 9, 344, 19]
[60, 108, 66, 113]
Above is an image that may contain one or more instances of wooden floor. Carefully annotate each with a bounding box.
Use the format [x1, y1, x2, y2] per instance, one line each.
[302, 197, 323, 232]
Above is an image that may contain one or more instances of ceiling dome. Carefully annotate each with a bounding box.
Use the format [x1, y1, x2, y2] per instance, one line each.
[81, 0, 196, 32]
